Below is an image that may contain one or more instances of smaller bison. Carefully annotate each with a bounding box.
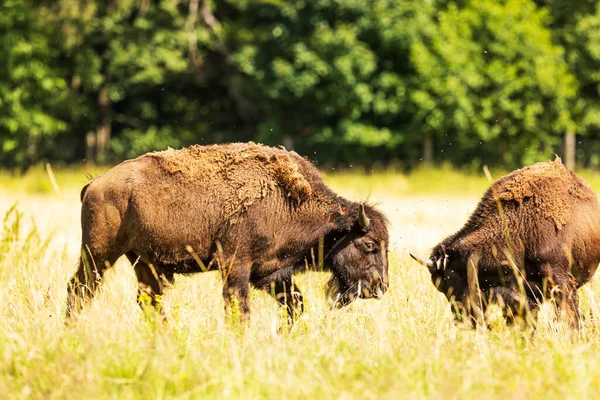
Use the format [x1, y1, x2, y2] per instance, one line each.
[410, 157, 600, 328]
[67, 142, 389, 326]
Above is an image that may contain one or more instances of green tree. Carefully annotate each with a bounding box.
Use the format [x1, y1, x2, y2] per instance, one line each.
[223, 0, 424, 166]
[563, 1, 600, 167]
[410, 0, 576, 169]
[0, 0, 252, 167]
[40, 0, 219, 163]
[0, 0, 70, 169]
[0, 0, 594, 171]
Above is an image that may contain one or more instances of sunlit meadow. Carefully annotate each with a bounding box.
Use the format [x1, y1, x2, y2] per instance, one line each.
[2, 165, 600, 399]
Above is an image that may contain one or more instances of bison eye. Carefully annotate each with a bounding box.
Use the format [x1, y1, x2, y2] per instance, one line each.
[360, 240, 376, 253]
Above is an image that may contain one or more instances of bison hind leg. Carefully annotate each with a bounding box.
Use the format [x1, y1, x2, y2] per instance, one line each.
[547, 273, 583, 330]
[537, 257, 583, 329]
[125, 252, 167, 323]
[66, 257, 96, 319]
[66, 246, 121, 320]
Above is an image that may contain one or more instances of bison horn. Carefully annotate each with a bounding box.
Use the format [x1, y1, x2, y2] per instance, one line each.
[359, 204, 370, 232]
[410, 253, 436, 273]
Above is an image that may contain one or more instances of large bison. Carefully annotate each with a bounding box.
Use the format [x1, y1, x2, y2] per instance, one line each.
[410, 158, 600, 328]
[67, 142, 389, 325]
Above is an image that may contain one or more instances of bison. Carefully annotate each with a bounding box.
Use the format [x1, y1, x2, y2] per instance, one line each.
[67, 142, 389, 325]
[410, 157, 600, 328]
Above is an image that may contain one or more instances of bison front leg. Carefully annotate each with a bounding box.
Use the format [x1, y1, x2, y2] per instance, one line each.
[491, 286, 539, 327]
[221, 257, 252, 325]
[268, 279, 304, 329]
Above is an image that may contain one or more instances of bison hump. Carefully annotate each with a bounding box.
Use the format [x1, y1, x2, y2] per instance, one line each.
[268, 154, 312, 201]
[491, 156, 595, 229]
[145, 143, 313, 221]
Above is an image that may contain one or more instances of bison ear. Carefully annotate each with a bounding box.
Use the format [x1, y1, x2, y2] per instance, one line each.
[358, 204, 370, 232]
[330, 207, 353, 231]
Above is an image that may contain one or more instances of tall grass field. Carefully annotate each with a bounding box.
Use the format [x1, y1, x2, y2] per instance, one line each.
[3, 165, 600, 399]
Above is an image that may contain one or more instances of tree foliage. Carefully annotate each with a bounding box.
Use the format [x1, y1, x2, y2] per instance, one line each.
[411, 0, 576, 167]
[0, 0, 599, 170]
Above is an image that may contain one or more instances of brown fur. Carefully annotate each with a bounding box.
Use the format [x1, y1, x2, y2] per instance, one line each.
[66, 142, 390, 325]
[147, 144, 313, 222]
[413, 157, 600, 328]
[490, 157, 593, 229]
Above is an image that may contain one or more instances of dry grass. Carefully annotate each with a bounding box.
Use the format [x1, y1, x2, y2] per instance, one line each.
[1, 166, 600, 399]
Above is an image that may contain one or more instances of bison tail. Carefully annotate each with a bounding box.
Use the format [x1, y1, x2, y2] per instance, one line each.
[80, 180, 93, 202]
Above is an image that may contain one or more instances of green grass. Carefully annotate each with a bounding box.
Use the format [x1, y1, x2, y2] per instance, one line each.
[324, 165, 495, 199]
[2, 167, 600, 399]
[0, 164, 107, 195]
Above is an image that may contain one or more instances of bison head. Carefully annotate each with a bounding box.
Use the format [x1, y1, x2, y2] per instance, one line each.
[327, 204, 389, 307]
[411, 247, 535, 325]
[410, 245, 475, 322]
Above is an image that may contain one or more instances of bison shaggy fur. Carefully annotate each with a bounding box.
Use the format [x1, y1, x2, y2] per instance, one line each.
[411, 157, 600, 328]
[67, 142, 389, 325]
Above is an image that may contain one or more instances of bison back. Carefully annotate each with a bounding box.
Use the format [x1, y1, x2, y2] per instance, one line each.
[81, 143, 321, 265]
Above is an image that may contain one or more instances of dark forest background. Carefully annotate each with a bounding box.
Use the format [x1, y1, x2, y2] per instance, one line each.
[3, 0, 600, 171]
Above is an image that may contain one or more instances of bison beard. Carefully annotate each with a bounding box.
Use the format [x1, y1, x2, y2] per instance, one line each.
[411, 157, 600, 329]
[326, 236, 389, 307]
[66, 142, 390, 327]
